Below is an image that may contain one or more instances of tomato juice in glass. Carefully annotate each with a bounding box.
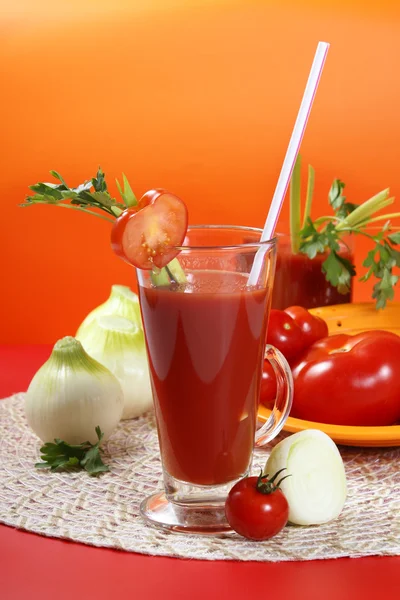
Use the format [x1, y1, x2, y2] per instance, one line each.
[271, 235, 353, 310]
[139, 270, 269, 486]
[137, 226, 293, 534]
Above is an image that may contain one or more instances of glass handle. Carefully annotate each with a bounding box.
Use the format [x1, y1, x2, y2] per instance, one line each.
[254, 344, 293, 447]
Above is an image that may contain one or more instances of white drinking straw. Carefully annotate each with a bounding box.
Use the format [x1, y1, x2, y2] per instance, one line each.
[248, 41, 330, 286]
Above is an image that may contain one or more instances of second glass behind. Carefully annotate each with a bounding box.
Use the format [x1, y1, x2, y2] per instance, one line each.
[137, 226, 293, 534]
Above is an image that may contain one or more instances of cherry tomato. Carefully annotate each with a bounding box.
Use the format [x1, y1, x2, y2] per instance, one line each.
[291, 330, 400, 426]
[284, 306, 328, 347]
[259, 360, 277, 409]
[266, 309, 305, 360]
[225, 471, 289, 541]
[111, 189, 188, 270]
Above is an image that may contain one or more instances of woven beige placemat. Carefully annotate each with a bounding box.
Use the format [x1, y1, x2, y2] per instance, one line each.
[0, 394, 399, 561]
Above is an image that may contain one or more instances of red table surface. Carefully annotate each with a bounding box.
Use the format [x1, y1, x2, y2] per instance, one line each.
[0, 345, 399, 600]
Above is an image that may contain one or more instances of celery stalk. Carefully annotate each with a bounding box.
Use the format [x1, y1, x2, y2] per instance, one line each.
[290, 155, 302, 253]
[150, 268, 171, 286]
[166, 258, 187, 284]
[336, 189, 391, 231]
[302, 164, 315, 229]
[150, 258, 187, 287]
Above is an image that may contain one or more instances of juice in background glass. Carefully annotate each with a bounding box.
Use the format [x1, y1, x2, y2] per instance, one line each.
[271, 235, 353, 309]
[243, 231, 353, 310]
[137, 226, 293, 534]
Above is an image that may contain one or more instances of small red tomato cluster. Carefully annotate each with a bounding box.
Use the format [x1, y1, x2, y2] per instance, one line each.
[261, 306, 328, 410]
[266, 306, 328, 360]
[225, 469, 290, 541]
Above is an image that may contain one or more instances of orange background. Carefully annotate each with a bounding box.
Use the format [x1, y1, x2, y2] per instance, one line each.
[2, 0, 400, 344]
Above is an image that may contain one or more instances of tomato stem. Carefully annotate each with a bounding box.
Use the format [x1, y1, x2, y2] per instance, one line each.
[256, 468, 291, 495]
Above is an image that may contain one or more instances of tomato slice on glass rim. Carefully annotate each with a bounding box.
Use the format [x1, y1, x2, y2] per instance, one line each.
[111, 189, 188, 270]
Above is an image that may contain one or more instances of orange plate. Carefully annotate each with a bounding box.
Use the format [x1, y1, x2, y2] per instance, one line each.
[257, 302, 400, 448]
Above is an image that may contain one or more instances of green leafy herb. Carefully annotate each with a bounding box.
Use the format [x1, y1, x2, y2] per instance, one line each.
[300, 220, 356, 295]
[388, 232, 400, 244]
[21, 168, 136, 222]
[328, 179, 359, 219]
[35, 426, 109, 476]
[21, 168, 187, 288]
[322, 250, 356, 294]
[292, 156, 400, 309]
[360, 237, 400, 309]
[116, 173, 138, 207]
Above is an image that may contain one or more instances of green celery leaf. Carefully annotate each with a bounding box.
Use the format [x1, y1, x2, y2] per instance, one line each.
[60, 191, 79, 200]
[336, 253, 356, 277]
[35, 428, 109, 476]
[90, 191, 115, 208]
[379, 245, 391, 263]
[28, 183, 65, 199]
[362, 238, 400, 308]
[388, 246, 400, 267]
[115, 173, 137, 207]
[299, 217, 319, 239]
[299, 218, 329, 259]
[115, 179, 124, 201]
[92, 168, 108, 192]
[95, 426, 104, 442]
[324, 222, 340, 251]
[380, 268, 398, 292]
[338, 202, 359, 218]
[335, 254, 356, 293]
[300, 239, 326, 260]
[322, 251, 354, 294]
[22, 167, 130, 220]
[49, 170, 68, 187]
[359, 266, 375, 282]
[388, 232, 400, 244]
[70, 181, 93, 194]
[80, 446, 110, 475]
[328, 179, 346, 212]
[363, 249, 377, 268]
[322, 252, 342, 287]
[372, 269, 397, 309]
[328, 178, 359, 219]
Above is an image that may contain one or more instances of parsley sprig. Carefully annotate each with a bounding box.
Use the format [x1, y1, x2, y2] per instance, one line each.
[21, 168, 137, 222]
[21, 168, 186, 287]
[35, 426, 109, 476]
[291, 156, 400, 308]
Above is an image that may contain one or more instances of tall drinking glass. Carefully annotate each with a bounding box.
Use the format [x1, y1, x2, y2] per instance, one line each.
[137, 226, 293, 534]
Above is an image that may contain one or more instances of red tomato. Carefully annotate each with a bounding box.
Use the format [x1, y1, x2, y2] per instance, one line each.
[284, 306, 328, 347]
[291, 330, 400, 426]
[259, 360, 277, 409]
[267, 309, 305, 360]
[225, 471, 289, 541]
[111, 189, 188, 270]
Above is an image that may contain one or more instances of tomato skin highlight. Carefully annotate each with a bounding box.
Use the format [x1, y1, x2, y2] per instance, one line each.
[225, 476, 289, 541]
[266, 309, 306, 361]
[291, 330, 400, 426]
[284, 305, 329, 347]
[111, 189, 188, 270]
